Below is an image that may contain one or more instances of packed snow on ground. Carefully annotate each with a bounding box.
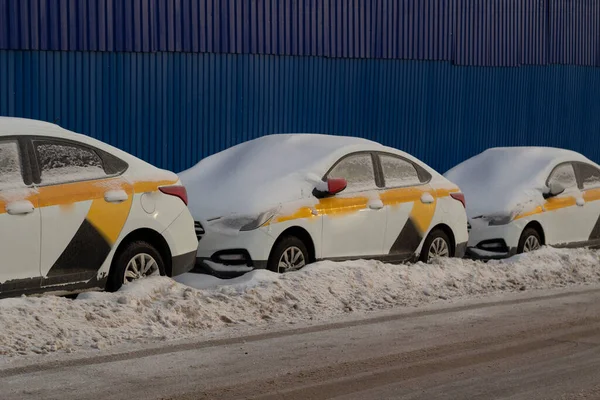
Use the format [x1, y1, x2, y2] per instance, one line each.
[1, 247, 600, 358]
[444, 147, 597, 218]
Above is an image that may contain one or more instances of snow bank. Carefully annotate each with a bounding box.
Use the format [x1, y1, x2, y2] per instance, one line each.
[444, 147, 594, 218]
[1, 247, 600, 358]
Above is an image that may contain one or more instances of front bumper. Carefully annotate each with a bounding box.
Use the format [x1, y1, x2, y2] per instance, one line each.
[194, 255, 268, 278]
[466, 219, 523, 260]
[465, 246, 518, 260]
[194, 221, 275, 276]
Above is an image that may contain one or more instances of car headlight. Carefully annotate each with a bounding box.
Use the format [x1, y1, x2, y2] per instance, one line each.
[240, 209, 278, 231]
[209, 208, 278, 233]
[486, 214, 515, 226]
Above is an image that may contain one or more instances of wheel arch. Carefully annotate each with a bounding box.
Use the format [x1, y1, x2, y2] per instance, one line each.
[426, 223, 456, 256]
[112, 228, 173, 276]
[269, 226, 316, 264]
[522, 220, 546, 245]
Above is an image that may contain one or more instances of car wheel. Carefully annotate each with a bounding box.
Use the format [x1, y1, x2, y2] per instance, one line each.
[106, 241, 165, 292]
[517, 228, 541, 254]
[419, 229, 452, 263]
[268, 236, 309, 273]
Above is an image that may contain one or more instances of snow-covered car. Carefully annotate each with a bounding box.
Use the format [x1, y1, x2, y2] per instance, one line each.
[0, 117, 198, 297]
[445, 147, 600, 259]
[180, 134, 468, 276]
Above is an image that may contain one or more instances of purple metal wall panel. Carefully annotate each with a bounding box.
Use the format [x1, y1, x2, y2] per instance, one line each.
[1, 0, 599, 67]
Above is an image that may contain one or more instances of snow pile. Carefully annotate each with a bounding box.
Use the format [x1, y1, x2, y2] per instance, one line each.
[444, 147, 596, 218]
[1, 247, 600, 357]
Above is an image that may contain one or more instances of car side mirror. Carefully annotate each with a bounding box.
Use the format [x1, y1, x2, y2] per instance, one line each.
[326, 178, 347, 195]
[543, 182, 565, 199]
[312, 178, 348, 198]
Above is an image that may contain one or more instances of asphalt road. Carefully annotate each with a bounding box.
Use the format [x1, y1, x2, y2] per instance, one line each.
[3, 286, 600, 400]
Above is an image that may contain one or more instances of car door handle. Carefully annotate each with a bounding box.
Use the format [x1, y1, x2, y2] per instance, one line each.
[576, 198, 585, 207]
[6, 200, 35, 215]
[368, 200, 384, 210]
[421, 193, 435, 204]
[104, 190, 129, 203]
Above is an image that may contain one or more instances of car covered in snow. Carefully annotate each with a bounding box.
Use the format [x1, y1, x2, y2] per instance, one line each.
[0, 117, 198, 297]
[180, 134, 468, 276]
[445, 147, 600, 259]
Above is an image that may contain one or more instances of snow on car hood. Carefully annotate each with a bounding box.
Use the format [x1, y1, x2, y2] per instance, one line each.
[444, 147, 591, 219]
[179, 134, 383, 220]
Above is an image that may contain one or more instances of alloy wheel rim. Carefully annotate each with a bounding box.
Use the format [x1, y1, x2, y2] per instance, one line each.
[124, 253, 160, 283]
[277, 246, 306, 273]
[523, 236, 540, 253]
[428, 237, 450, 261]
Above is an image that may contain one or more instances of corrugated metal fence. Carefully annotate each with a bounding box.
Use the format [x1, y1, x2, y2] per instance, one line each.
[1, 1, 600, 172]
[2, 50, 600, 173]
[1, 0, 600, 66]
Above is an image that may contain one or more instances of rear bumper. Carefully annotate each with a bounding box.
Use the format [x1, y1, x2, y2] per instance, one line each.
[162, 210, 199, 270]
[455, 241, 468, 258]
[170, 250, 196, 277]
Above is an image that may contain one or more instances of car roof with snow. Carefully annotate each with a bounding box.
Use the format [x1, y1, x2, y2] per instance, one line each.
[444, 146, 597, 218]
[180, 133, 436, 219]
[0, 117, 172, 177]
[0, 117, 73, 137]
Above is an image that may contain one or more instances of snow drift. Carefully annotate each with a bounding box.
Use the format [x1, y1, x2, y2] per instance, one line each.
[1, 247, 600, 358]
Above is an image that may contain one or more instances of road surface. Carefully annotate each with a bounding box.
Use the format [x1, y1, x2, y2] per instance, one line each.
[2, 285, 600, 399]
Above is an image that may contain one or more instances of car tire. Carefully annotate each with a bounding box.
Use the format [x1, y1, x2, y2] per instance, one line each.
[106, 241, 166, 292]
[517, 228, 542, 254]
[267, 236, 309, 273]
[419, 229, 452, 263]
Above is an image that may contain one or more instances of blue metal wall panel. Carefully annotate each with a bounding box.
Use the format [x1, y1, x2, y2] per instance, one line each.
[2, 50, 600, 173]
[1, 0, 600, 66]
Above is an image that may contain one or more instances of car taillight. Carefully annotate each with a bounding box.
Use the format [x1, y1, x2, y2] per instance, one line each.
[450, 192, 466, 208]
[159, 185, 188, 205]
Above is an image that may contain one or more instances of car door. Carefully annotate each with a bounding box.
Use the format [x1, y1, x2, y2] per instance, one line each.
[543, 162, 588, 245]
[31, 137, 134, 287]
[377, 153, 436, 259]
[319, 152, 387, 259]
[574, 162, 600, 245]
[0, 138, 42, 294]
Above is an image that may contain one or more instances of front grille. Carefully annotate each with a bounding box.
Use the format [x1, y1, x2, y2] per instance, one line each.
[194, 221, 205, 241]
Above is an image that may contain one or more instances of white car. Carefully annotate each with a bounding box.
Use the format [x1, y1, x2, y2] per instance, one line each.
[0, 117, 198, 297]
[445, 147, 600, 259]
[180, 134, 468, 276]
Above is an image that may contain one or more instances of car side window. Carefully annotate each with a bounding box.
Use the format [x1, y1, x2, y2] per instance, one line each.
[578, 163, 600, 190]
[0, 141, 25, 190]
[35, 141, 106, 185]
[327, 153, 377, 192]
[548, 163, 577, 191]
[380, 154, 422, 187]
